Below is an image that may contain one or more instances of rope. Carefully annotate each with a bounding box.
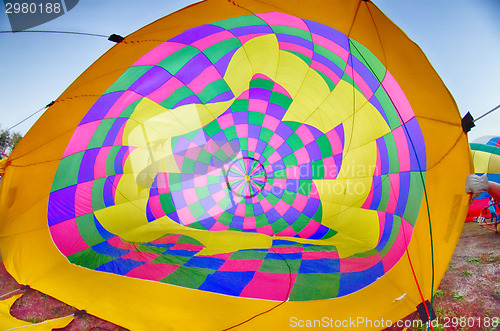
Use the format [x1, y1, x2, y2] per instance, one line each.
[0, 30, 109, 38]
[4, 314, 74, 330]
[0, 288, 22, 300]
[474, 104, 500, 122]
[6, 102, 53, 132]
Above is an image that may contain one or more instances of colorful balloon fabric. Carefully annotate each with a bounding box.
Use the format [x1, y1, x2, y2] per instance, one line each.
[466, 136, 500, 221]
[0, 1, 472, 330]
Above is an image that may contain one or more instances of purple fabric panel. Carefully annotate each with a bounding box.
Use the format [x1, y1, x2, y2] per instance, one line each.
[81, 91, 124, 125]
[48, 185, 77, 226]
[170, 24, 225, 44]
[305, 19, 349, 51]
[128, 66, 172, 96]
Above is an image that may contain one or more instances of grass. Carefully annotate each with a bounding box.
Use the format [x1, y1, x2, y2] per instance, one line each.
[462, 270, 473, 276]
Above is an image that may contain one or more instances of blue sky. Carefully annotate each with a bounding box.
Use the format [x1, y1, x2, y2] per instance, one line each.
[0, 0, 499, 142]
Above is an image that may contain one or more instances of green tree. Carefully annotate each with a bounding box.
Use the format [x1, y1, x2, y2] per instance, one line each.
[0, 127, 23, 156]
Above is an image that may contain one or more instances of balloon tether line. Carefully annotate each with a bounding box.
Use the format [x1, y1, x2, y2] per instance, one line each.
[474, 104, 500, 122]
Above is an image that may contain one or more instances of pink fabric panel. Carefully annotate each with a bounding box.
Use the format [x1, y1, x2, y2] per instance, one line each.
[126, 263, 178, 281]
[295, 125, 315, 145]
[187, 65, 221, 94]
[248, 98, 268, 113]
[295, 146, 311, 165]
[386, 173, 400, 215]
[237, 33, 268, 45]
[146, 76, 184, 103]
[344, 64, 373, 100]
[311, 33, 349, 62]
[381, 71, 414, 124]
[311, 60, 341, 86]
[192, 30, 236, 50]
[148, 195, 165, 220]
[50, 219, 89, 256]
[297, 220, 320, 238]
[219, 259, 263, 272]
[340, 253, 382, 273]
[393, 126, 411, 172]
[242, 216, 256, 230]
[104, 91, 142, 119]
[276, 227, 297, 237]
[240, 272, 297, 301]
[74, 181, 94, 217]
[279, 42, 313, 59]
[381, 218, 413, 272]
[132, 42, 185, 66]
[257, 12, 308, 30]
[302, 249, 339, 260]
[63, 121, 100, 158]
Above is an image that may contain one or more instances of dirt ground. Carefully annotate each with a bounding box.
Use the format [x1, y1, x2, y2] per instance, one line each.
[0, 222, 498, 330]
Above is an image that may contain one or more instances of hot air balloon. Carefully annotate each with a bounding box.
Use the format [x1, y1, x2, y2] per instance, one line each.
[0, 0, 472, 329]
[466, 136, 500, 223]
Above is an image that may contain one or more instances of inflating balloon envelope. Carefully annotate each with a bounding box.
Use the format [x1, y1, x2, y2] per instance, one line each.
[0, 0, 472, 329]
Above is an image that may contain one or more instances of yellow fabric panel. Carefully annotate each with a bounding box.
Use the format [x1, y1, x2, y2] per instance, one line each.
[472, 150, 490, 173]
[487, 153, 500, 175]
[0, 295, 74, 329]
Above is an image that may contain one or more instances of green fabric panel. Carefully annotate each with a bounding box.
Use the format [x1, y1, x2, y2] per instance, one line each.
[197, 79, 231, 104]
[373, 86, 401, 130]
[105, 146, 122, 176]
[159, 86, 195, 109]
[271, 25, 312, 42]
[231, 98, 249, 112]
[157, 46, 200, 75]
[87, 119, 116, 150]
[229, 249, 267, 260]
[340, 72, 363, 95]
[105, 66, 152, 93]
[160, 192, 175, 215]
[250, 77, 275, 91]
[402, 172, 425, 226]
[290, 214, 311, 232]
[248, 112, 265, 126]
[286, 133, 304, 150]
[379, 215, 402, 258]
[384, 133, 399, 174]
[258, 256, 301, 273]
[136, 245, 168, 255]
[270, 218, 289, 233]
[289, 273, 340, 301]
[152, 254, 190, 265]
[470, 143, 500, 156]
[119, 98, 141, 118]
[203, 38, 242, 64]
[212, 15, 267, 30]
[91, 178, 107, 211]
[349, 39, 386, 82]
[316, 135, 333, 158]
[377, 175, 391, 212]
[313, 44, 347, 71]
[68, 248, 115, 269]
[76, 214, 105, 247]
[269, 91, 292, 109]
[177, 235, 203, 245]
[188, 201, 206, 218]
[51, 152, 84, 191]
